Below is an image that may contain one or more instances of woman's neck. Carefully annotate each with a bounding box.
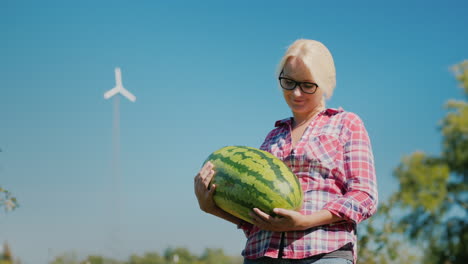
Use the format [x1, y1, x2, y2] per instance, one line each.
[292, 106, 325, 128]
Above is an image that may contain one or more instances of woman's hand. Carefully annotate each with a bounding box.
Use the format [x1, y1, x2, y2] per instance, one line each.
[249, 208, 308, 232]
[250, 208, 345, 232]
[194, 161, 219, 214]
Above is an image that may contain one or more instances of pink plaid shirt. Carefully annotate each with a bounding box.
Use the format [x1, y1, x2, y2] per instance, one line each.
[239, 108, 378, 262]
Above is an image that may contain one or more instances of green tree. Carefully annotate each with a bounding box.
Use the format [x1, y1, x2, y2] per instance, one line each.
[358, 60, 468, 264]
[1, 150, 19, 212]
[199, 248, 233, 264]
[163, 247, 197, 264]
[357, 198, 422, 263]
[46, 247, 244, 264]
[0, 187, 17, 212]
[82, 255, 123, 264]
[0, 242, 13, 264]
[393, 60, 468, 264]
[50, 252, 80, 264]
[128, 251, 164, 264]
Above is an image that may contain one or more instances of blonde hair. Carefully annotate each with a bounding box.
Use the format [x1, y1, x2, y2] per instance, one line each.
[276, 39, 336, 99]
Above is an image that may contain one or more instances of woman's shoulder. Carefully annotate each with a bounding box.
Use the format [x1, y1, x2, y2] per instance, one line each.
[326, 108, 364, 125]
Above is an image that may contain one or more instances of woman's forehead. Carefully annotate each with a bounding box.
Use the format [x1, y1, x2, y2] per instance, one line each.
[283, 57, 313, 79]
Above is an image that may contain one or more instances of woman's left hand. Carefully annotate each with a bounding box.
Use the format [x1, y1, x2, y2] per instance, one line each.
[249, 208, 308, 232]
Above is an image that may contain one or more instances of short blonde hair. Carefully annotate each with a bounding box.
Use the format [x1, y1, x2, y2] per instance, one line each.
[276, 39, 336, 99]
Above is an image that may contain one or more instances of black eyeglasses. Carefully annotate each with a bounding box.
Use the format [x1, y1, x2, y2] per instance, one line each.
[278, 71, 319, 94]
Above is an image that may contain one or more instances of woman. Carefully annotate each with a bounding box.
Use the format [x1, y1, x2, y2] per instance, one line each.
[194, 39, 378, 264]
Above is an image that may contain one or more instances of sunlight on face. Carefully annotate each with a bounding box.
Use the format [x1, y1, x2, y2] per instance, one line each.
[282, 57, 324, 116]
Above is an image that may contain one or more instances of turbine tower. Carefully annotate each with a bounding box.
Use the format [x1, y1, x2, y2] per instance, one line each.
[104, 67, 136, 261]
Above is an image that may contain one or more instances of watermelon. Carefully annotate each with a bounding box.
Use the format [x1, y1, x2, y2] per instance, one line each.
[204, 146, 303, 225]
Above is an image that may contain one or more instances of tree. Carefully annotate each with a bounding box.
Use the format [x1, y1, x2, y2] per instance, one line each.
[0, 187, 17, 212]
[47, 247, 242, 264]
[0, 242, 13, 264]
[1, 150, 19, 212]
[199, 248, 233, 264]
[394, 60, 468, 264]
[358, 60, 468, 263]
[163, 247, 197, 264]
[49, 252, 80, 264]
[128, 251, 164, 264]
[363, 61, 468, 264]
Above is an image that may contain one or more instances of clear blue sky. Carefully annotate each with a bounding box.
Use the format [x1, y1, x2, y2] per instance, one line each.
[1, 0, 467, 263]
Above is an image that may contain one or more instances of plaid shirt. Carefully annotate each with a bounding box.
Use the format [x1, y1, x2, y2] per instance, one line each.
[239, 108, 378, 262]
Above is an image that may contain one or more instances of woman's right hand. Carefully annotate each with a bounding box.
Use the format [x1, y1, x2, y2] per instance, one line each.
[194, 161, 219, 214]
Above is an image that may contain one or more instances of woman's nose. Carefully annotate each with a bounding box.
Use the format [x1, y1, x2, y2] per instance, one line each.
[292, 85, 303, 96]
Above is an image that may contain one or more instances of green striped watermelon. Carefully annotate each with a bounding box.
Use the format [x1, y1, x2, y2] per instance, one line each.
[204, 146, 303, 225]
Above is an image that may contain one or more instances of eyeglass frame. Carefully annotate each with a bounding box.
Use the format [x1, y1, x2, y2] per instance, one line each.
[278, 70, 319, 94]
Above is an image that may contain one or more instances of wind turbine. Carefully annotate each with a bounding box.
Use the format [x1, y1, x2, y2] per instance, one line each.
[103, 67, 136, 262]
[104, 67, 136, 102]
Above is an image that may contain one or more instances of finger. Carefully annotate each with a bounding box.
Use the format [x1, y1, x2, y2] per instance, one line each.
[252, 208, 274, 222]
[249, 212, 271, 230]
[197, 162, 211, 176]
[199, 163, 210, 178]
[203, 169, 215, 187]
[203, 161, 213, 173]
[201, 170, 212, 188]
[273, 208, 293, 218]
[201, 163, 215, 180]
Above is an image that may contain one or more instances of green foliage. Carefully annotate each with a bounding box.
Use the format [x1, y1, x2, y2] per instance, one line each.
[164, 247, 197, 264]
[50, 252, 80, 264]
[48, 247, 243, 264]
[199, 248, 237, 264]
[358, 197, 422, 264]
[1, 151, 19, 212]
[394, 152, 449, 212]
[0, 187, 18, 212]
[128, 252, 164, 264]
[83, 255, 122, 264]
[442, 98, 468, 180]
[452, 60, 468, 95]
[358, 60, 468, 264]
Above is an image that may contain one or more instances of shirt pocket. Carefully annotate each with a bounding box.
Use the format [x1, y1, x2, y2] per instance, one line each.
[302, 134, 341, 179]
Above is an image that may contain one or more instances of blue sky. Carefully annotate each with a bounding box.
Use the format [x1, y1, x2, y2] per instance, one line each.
[1, 0, 467, 263]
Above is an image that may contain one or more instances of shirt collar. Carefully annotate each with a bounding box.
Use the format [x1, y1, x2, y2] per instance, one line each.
[274, 107, 344, 127]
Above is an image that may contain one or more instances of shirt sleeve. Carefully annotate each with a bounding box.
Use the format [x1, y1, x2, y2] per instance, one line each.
[323, 113, 378, 224]
[237, 221, 254, 237]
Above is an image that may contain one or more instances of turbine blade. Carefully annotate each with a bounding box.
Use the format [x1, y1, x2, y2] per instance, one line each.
[120, 88, 136, 102]
[115, 67, 122, 86]
[104, 87, 119, 99]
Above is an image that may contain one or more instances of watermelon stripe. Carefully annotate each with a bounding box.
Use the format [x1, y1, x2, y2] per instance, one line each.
[232, 150, 297, 205]
[245, 147, 303, 205]
[204, 146, 303, 224]
[248, 147, 302, 206]
[214, 188, 279, 220]
[244, 147, 291, 183]
[214, 195, 255, 222]
[214, 170, 275, 206]
[226, 147, 300, 207]
[212, 148, 299, 208]
[209, 153, 296, 208]
[215, 188, 272, 215]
